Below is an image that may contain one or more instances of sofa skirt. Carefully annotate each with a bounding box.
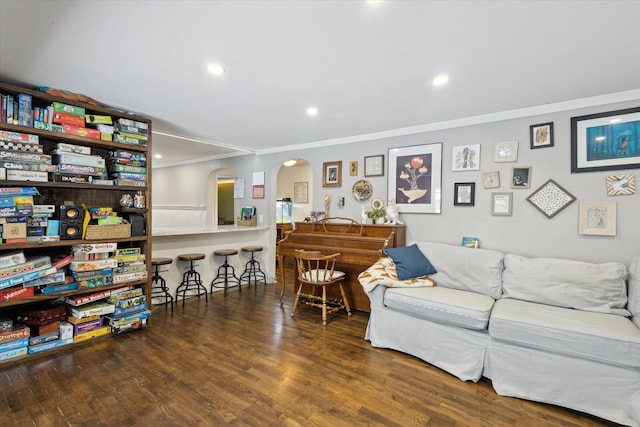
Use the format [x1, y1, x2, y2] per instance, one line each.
[366, 302, 490, 382]
[489, 339, 640, 426]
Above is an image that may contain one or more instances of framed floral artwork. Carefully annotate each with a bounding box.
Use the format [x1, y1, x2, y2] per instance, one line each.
[388, 143, 442, 214]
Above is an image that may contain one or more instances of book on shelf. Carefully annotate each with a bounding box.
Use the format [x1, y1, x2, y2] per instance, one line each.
[461, 237, 480, 249]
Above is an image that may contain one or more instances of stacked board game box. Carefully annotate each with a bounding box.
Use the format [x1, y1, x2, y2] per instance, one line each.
[107, 149, 146, 187]
[112, 118, 148, 147]
[0, 131, 52, 182]
[51, 142, 106, 184]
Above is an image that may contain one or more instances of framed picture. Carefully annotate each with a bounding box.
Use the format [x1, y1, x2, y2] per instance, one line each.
[293, 181, 308, 203]
[388, 143, 442, 214]
[349, 161, 358, 176]
[606, 174, 635, 196]
[454, 182, 475, 206]
[571, 106, 640, 173]
[482, 171, 500, 189]
[364, 155, 384, 177]
[322, 161, 342, 187]
[491, 192, 513, 216]
[511, 166, 531, 189]
[530, 122, 554, 149]
[493, 141, 519, 162]
[526, 179, 576, 219]
[579, 201, 617, 236]
[451, 144, 480, 171]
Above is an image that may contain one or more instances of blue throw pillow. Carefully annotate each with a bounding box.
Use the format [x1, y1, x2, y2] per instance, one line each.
[384, 244, 437, 280]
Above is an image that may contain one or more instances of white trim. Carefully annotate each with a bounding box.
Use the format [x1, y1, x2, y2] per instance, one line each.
[256, 89, 640, 155]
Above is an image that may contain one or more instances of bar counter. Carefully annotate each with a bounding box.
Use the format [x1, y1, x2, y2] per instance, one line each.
[151, 226, 273, 300]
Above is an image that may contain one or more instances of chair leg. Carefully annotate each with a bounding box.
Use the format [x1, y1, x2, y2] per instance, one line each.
[338, 283, 352, 316]
[322, 286, 328, 326]
[291, 282, 303, 317]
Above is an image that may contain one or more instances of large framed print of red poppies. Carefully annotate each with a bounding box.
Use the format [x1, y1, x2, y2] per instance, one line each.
[388, 143, 442, 214]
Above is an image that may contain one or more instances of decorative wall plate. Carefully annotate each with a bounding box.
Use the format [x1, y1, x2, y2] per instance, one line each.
[352, 179, 373, 201]
[371, 197, 384, 210]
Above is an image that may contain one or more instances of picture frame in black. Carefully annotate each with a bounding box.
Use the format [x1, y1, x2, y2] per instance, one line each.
[454, 182, 475, 206]
[530, 122, 554, 149]
[571, 106, 640, 173]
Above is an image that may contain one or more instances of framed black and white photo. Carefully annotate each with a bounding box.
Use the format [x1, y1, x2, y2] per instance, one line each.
[322, 161, 342, 187]
[511, 167, 531, 189]
[454, 182, 475, 206]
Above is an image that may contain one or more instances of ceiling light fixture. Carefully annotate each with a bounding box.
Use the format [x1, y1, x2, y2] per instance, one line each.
[306, 107, 318, 116]
[283, 159, 297, 167]
[154, 154, 163, 159]
[207, 63, 225, 76]
[432, 74, 449, 87]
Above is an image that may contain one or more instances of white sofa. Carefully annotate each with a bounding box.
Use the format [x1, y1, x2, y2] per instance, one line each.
[362, 241, 640, 426]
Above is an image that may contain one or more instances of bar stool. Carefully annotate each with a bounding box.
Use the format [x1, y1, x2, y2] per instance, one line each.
[210, 249, 240, 296]
[239, 246, 267, 288]
[175, 253, 208, 307]
[151, 257, 174, 312]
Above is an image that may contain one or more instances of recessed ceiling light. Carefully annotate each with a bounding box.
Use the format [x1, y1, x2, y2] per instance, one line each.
[154, 154, 163, 159]
[306, 107, 318, 116]
[432, 74, 449, 87]
[207, 63, 225, 76]
[366, 0, 384, 6]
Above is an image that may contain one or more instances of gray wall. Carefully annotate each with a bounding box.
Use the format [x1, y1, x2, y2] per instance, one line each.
[153, 99, 639, 265]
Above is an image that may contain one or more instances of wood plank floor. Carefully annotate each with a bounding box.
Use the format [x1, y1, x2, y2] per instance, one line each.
[0, 282, 619, 426]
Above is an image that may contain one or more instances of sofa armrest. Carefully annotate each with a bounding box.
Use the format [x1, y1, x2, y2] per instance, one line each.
[365, 283, 386, 309]
[633, 316, 640, 330]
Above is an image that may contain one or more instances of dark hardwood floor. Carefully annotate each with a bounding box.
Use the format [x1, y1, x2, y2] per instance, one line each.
[0, 282, 617, 426]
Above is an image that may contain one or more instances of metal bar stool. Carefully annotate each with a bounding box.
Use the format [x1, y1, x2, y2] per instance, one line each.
[239, 246, 267, 288]
[175, 253, 208, 307]
[151, 257, 174, 312]
[210, 249, 240, 296]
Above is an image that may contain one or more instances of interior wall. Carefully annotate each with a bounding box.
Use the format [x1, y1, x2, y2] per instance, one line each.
[218, 182, 235, 221]
[153, 98, 640, 265]
[276, 163, 312, 223]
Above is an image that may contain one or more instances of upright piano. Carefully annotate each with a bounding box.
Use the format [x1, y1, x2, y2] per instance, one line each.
[277, 218, 406, 311]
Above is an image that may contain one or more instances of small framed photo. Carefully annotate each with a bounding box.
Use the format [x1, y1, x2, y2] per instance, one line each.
[606, 174, 635, 196]
[452, 144, 480, 171]
[579, 201, 617, 236]
[493, 141, 519, 162]
[293, 181, 308, 203]
[530, 122, 554, 149]
[491, 192, 513, 216]
[454, 182, 475, 206]
[349, 161, 358, 176]
[482, 171, 500, 189]
[322, 161, 342, 187]
[511, 167, 531, 189]
[364, 154, 384, 177]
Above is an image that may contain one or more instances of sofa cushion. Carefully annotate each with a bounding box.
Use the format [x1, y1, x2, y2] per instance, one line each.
[415, 241, 504, 299]
[384, 244, 437, 280]
[628, 256, 640, 318]
[502, 254, 629, 316]
[384, 286, 495, 330]
[490, 299, 640, 368]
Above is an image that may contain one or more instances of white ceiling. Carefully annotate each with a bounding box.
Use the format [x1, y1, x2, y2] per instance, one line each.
[1, 1, 639, 167]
